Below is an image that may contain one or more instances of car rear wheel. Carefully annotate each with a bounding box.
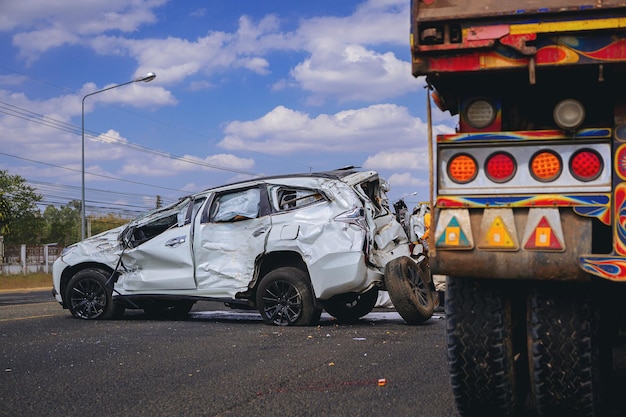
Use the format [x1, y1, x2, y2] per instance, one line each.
[384, 256, 434, 324]
[324, 287, 378, 323]
[256, 267, 321, 326]
[65, 268, 119, 320]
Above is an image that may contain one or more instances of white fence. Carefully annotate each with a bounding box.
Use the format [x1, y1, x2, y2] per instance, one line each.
[0, 238, 61, 275]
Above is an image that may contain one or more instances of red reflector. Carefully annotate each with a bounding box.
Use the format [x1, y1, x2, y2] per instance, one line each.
[485, 152, 516, 182]
[570, 149, 602, 182]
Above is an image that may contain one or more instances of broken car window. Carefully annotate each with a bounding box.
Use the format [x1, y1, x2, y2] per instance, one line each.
[210, 188, 260, 222]
[272, 187, 326, 211]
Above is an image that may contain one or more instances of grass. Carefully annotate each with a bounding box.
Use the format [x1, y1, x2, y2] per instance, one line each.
[0, 272, 52, 291]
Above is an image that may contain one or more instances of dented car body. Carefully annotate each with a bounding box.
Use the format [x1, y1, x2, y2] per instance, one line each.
[52, 168, 433, 325]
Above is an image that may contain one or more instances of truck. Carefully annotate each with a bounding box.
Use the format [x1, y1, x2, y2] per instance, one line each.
[410, 1, 626, 416]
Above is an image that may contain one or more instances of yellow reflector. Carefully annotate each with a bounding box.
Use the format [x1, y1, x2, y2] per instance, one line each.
[448, 154, 477, 183]
[530, 151, 562, 181]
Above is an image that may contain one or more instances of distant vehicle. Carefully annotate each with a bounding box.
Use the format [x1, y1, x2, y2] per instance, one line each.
[52, 168, 434, 326]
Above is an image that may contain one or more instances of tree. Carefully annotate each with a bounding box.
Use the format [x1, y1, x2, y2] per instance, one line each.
[0, 170, 43, 244]
[42, 201, 81, 247]
[90, 213, 129, 236]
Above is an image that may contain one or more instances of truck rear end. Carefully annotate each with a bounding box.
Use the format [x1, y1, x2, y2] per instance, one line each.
[411, 1, 626, 415]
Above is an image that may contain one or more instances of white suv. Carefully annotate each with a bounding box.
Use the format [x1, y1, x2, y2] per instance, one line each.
[52, 168, 435, 326]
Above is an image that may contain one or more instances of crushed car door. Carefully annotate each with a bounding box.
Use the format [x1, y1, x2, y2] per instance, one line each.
[121, 197, 206, 291]
[193, 186, 271, 298]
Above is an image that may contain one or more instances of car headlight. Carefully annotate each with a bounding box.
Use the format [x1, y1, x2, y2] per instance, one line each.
[61, 245, 76, 257]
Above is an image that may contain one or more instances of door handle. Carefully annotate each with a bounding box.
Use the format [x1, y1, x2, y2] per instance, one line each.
[253, 226, 269, 237]
[165, 236, 186, 247]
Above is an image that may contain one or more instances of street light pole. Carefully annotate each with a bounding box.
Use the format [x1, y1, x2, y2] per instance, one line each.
[80, 72, 156, 240]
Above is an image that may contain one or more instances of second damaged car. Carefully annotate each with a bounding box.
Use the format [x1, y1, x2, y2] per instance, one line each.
[52, 168, 435, 326]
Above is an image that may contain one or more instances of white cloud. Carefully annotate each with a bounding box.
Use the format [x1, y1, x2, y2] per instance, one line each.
[218, 103, 431, 154]
[291, 45, 419, 103]
[4, 0, 167, 62]
[363, 150, 429, 171]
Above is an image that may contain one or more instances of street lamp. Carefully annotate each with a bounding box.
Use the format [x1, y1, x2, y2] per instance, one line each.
[80, 72, 156, 240]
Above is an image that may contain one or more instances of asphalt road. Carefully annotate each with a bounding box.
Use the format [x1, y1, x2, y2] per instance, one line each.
[3, 290, 626, 417]
[0, 290, 456, 417]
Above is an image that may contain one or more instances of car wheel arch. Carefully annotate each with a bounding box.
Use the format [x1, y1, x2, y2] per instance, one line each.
[253, 251, 313, 292]
[61, 263, 117, 306]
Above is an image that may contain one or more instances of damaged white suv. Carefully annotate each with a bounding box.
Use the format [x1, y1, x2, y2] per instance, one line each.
[52, 168, 434, 326]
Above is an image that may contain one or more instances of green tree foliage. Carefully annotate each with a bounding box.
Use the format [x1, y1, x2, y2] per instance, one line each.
[90, 213, 128, 236]
[1, 170, 133, 247]
[0, 170, 43, 244]
[42, 201, 81, 247]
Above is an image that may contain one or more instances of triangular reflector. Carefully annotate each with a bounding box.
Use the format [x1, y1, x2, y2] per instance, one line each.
[480, 216, 517, 249]
[436, 216, 470, 248]
[524, 216, 563, 250]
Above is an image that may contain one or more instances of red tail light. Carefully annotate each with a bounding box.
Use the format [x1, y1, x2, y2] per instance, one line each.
[485, 152, 516, 183]
[569, 149, 603, 182]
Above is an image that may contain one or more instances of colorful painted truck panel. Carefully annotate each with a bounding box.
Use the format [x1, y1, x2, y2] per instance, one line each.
[411, 1, 626, 416]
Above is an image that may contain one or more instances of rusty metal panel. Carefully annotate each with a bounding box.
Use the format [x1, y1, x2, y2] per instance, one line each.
[415, 0, 626, 21]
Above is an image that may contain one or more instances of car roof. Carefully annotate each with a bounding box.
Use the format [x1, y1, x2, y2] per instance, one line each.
[201, 166, 363, 193]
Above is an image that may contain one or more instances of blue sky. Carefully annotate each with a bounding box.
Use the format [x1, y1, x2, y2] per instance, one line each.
[0, 0, 456, 218]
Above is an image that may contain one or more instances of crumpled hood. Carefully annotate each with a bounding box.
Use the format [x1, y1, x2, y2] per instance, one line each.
[61, 225, 126, 265]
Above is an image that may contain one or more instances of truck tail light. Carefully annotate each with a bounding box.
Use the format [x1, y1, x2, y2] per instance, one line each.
[530, 151, 562, 182]
[485, 152, 516, 183]
[554, 99, 585, 131]
[570, 149, 603, 182]
[447, 154, 477, 184]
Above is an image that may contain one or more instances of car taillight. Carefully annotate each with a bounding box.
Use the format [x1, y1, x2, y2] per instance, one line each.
[485, 152, 516, 183]
[447, 154, 477, 184]
[335, 207, 368, 231]
[570, 149, 603, 181]
[530, 151, 562, 182]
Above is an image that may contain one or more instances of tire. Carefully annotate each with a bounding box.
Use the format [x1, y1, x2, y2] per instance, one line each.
[324, 287, 378, 323]
[65, 268, 118, 320]
[447, 276, 522, 417]
[528, 283, 604, 417]
[256, 267, 321, 326]
[384, 256, 434, 324]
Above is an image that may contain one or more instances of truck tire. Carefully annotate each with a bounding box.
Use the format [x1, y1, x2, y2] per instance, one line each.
[384, 256, 434, 324]
[528, 283, 603, 417]
[447, 276, 522, 417]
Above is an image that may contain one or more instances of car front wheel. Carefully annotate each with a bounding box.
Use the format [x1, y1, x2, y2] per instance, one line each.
[256, 267, 321, 326]
[65, 268, 119, 320]
[384, 256, 434, 324]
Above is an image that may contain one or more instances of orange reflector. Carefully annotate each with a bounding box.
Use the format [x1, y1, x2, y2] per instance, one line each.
[530, 151, 562, 182]
[570, 149, 602, 182]
[447, 154, 477, 183]
[524, 216, 564, 251]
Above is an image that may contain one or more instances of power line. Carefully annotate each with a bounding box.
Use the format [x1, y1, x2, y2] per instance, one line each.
[0, 100, 258, 176]
[0, 151, 187, 193]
